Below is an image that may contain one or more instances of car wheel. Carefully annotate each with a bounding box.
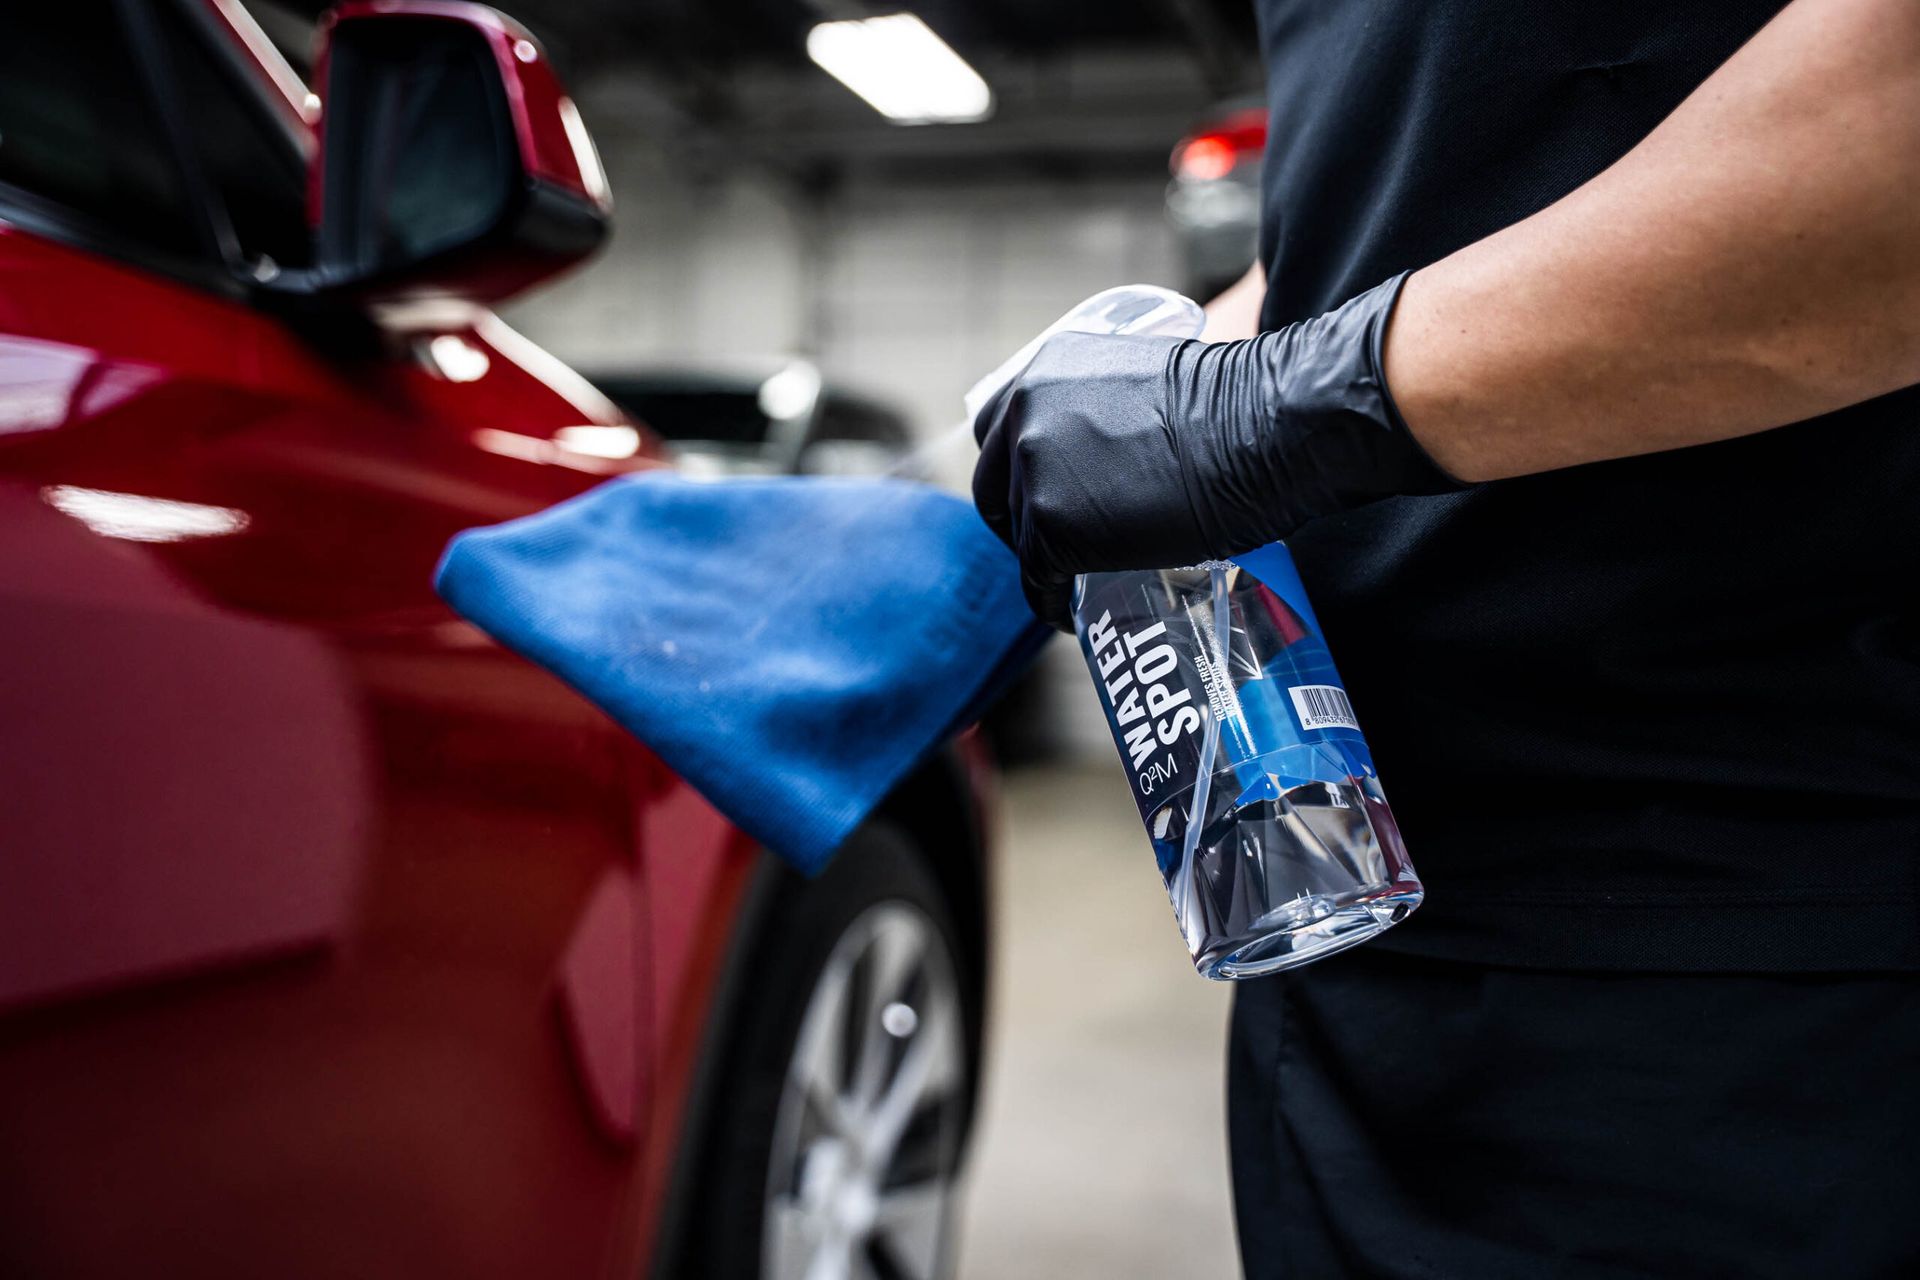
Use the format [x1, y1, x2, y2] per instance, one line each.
[686, 822, 976, 1280]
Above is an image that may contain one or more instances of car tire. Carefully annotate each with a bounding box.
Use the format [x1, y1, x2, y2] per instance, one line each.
[682, 821, 978, 1280]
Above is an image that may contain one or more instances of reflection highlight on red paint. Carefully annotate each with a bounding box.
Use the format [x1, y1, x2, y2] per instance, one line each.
[42, 485, 251, 542]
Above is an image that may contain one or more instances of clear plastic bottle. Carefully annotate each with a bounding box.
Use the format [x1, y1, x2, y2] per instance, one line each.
[1073, 545, 1423, 978]
[966, 285, 1424, 978]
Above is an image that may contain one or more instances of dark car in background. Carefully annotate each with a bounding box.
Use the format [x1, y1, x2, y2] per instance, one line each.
[0, 3, 991, 1277]
[1166, 100, 1266, 299]
[589, 360, 918, 478]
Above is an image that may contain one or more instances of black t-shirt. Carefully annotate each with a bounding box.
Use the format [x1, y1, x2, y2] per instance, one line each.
[1254, 0, 1920, 969]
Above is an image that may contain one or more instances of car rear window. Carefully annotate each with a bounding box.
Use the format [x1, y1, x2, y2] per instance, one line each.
[818, 394, 908, 444]
[595, 383, 775, 446]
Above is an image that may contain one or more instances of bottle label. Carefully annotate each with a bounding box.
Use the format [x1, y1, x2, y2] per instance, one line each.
[1079, 606, 1209, 810]
[1076, 546, 1371, 825]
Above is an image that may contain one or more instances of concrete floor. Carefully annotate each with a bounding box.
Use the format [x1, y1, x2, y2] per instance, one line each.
[952, 764, 1241, 1280]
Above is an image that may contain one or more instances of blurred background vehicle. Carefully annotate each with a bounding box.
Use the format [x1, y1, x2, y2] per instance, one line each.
[1166, 100, 1267, 299]
[588, 360, 919, 477]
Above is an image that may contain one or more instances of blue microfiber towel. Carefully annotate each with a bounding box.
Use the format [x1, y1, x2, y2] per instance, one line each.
[435, 471, 1048, 873]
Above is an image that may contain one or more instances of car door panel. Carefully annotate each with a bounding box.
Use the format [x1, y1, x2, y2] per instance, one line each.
[0, 216, 748, 1278]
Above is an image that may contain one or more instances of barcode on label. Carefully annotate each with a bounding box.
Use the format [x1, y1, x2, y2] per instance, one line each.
[1288, 684, 1360, 732]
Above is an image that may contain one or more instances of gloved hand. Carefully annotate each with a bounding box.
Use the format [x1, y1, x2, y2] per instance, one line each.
[971, 272, 1462, 630]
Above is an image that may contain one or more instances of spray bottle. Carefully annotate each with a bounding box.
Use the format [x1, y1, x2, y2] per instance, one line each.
[967, 287, 1424, 978]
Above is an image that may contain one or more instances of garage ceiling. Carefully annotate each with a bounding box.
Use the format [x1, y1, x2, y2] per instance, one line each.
[484, 0, 1252, 79]
[257, 0, 1261, 179]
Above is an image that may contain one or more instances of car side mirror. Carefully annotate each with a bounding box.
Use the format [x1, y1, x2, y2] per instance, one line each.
[306, 1, 611, 306]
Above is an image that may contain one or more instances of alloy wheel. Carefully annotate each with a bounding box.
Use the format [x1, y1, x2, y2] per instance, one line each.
[763, 901, 966, 1280]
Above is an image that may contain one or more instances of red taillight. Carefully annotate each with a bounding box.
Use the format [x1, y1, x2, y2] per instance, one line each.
[1171, 108, 1267, 181]
[1176, 135, 1238, 181]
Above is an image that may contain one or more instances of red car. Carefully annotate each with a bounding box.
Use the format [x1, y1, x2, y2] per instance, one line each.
[0, 4, 993, 1277]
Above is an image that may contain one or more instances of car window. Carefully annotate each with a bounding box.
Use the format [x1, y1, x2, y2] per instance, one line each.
[594, 382, 774, 445]
[0, 0, 205, 257]
[817, 395, 909, 444]
[151, 1, 314, 273]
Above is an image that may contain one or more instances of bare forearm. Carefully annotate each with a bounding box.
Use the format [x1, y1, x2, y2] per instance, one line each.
[1203, 260, 1266, 342]
[1386, 0, 1920, 483]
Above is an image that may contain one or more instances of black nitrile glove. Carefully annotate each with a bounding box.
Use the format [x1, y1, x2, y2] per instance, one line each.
[971, 272, 1463, 630]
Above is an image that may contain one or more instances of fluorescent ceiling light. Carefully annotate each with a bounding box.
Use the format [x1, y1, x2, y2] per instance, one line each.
[806, 13, 993, 125]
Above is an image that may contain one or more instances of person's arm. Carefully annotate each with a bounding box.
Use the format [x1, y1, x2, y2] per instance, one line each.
[1387, 0, 1920, 482]
[1202, 261, 1266, 343]
[974, 0, 1920, 628]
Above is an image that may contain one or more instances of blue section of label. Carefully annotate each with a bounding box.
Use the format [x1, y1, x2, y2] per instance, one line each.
[1225, 543, 1376, 787]
[1229, 541, 1324, 635]
[1076, 553, 1378, 826]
